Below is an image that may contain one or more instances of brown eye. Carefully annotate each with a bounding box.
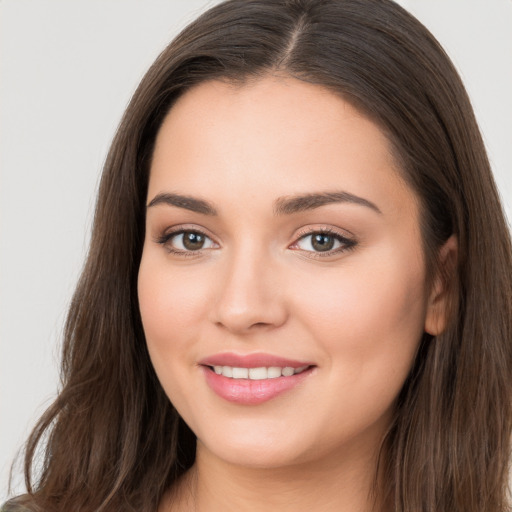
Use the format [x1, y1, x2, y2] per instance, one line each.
[293, 230, 356, 255]
[182, 232, 206, 250]
[161, 230, 216, 252]
[311, 233, 335, 252]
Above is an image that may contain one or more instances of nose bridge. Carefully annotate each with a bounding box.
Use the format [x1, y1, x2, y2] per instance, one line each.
[212, 239, 287, 333]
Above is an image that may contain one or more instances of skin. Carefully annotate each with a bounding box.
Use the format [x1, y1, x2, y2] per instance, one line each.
[138, 76, 452, 511]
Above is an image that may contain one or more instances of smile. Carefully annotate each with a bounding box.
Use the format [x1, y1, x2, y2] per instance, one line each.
[211, 365, 309, 380]
[199, 354, 315, 405]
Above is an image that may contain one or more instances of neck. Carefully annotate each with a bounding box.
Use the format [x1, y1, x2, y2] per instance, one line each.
[165, 439, 388, 512]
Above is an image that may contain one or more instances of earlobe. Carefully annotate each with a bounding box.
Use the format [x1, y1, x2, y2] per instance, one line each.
[424, 234, 458, 336]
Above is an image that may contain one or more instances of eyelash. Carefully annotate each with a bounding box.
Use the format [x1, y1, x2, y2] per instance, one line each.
[155, 227, 217, 257]
[290, 227, 357, 258]
[155, 226, 357, 258]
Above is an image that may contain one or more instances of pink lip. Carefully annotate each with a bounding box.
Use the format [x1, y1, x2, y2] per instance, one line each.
[199, 352, 315, 405]
[199, 352, 312, 369]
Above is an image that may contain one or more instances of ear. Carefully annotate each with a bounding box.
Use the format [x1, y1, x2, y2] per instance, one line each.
[424, 234, 458, 336]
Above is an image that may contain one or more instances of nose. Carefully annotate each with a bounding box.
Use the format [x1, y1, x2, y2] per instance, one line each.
[210, 246, 288, 334]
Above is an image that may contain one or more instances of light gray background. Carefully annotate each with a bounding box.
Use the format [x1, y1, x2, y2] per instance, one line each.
[1, 0, 511, 501]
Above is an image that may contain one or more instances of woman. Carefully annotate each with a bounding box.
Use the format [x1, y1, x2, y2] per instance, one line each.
[5, 0, 512, 511]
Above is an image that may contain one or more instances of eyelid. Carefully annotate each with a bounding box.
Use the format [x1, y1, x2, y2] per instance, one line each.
[289, 226, 358, 257]
[293, 225, 355, 240]
[153, 223, 357, 257]
[154, 224, 220, 255]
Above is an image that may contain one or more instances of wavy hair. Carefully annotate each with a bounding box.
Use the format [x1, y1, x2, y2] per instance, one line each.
[8, 1, 512, 511]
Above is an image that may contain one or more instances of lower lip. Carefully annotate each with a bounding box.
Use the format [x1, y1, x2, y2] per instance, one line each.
[202, 366, 314, 405]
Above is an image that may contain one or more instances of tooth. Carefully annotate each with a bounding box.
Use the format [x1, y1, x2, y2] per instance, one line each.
[215, 365, 307, 380]
[267, 367, 282, 379]
[282, 367, 294, 377]
[222, 366, 233, 378]
[249, 367, 268, 380]
[232, 367, 249, 379]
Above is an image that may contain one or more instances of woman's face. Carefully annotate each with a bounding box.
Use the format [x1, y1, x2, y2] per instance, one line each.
[138, 77, 438, 469]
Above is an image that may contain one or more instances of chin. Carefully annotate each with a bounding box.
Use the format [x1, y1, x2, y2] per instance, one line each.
[201, 438, 309, 469]
[194, 416, 323, 469]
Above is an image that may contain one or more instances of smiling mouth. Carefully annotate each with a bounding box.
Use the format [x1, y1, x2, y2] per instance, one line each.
[208, 365, 311, 380]
[202, 364, 315, 404]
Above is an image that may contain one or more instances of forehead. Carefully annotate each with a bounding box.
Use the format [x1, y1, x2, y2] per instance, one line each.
[149, 76, 417, 220]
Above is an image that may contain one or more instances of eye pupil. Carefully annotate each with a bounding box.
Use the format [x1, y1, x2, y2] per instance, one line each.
[183, 232, 205, 250]
[312, 234, 335, 252]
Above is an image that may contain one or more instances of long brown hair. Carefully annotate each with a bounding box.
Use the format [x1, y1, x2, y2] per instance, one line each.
[8, 1, 512, 511]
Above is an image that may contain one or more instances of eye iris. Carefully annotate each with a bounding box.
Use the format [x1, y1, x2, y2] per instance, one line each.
[183, 232, 205, 250]
[311, 233, 335, 252]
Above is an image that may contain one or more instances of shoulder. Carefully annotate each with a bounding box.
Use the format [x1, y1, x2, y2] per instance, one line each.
[1, 501, 32, 512]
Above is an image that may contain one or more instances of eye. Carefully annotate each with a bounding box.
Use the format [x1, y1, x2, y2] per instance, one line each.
[157, 229, 216, 253]
[292, 230, 356, 255]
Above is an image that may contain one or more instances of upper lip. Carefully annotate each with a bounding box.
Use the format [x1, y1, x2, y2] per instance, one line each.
[198, 352, 314, 369]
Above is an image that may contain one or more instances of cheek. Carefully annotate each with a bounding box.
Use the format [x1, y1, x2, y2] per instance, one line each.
[137, 251, 211, 384]
[138, 255, 207, 338]
[137, 253, 216, 420]
[294, 246, 427, 385]
[287, 252, 427, 447]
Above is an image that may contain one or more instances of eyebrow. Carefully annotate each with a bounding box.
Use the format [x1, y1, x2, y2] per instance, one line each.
[273, 191, 382, 215]
[147, 190, 381, 216]
[147, 193, 218, 215]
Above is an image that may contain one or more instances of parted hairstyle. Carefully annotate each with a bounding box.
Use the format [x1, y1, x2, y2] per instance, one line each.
[7, 0, 512, 511]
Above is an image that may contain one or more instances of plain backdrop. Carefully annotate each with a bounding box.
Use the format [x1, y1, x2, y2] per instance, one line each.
[1, 0, 511, 501]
